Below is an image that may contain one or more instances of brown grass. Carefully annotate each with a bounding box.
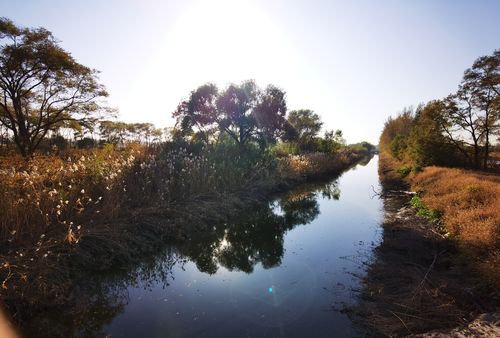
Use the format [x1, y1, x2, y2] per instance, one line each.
[277, 148, 365, 181]
[408, 165, 500, 290]
[409, 167, 500, 247]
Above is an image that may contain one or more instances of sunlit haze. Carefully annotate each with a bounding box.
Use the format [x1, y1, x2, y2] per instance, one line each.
[2, 0, 499, 143]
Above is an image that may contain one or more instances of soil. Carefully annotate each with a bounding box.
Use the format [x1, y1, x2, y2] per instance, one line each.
[350, 161, 500, 337]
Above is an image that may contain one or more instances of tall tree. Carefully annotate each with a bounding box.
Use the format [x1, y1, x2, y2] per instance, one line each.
[0, 18, 107, 157]
[215, 80, 260, 146]
[172, 83, 218, 143]
[99, 121, 128, 145]
[441, 89, 484, 168]
[462, 50, 500, 168]
[253, 84, 288, 146]
[406, 100, 458, 166]
[173, 80, 288, 148]
[287, 109, 323, 143]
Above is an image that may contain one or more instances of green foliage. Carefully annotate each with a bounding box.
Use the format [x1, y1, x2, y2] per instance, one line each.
[287, 109, 323, 143]
[270, 142, 300, 157]
[390, 134, 408, 160]
[410, 195, 441, 223]
[76, 137, 97, 149]
[349, 141, 376, 155]
[397, 166, 412, 177]
[381, 101, 468, 168]
[379, 107, 414, 155]
[411, 165, 423, 173]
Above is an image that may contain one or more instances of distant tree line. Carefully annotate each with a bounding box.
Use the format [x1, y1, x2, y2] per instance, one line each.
[380, 50, 499, 169]
[172, 82, 373, 156]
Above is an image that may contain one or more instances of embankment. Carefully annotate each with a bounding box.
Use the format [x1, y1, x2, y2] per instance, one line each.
[352, 153, 499, 337]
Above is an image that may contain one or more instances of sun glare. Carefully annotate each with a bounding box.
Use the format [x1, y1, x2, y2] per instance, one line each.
[123, 0, 298, 125]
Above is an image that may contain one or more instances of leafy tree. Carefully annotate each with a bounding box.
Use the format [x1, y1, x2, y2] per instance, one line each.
[172, 83, 218, 143]
[0, 18, 108, 157]
[253, 84, 288, 146]
[173, 80, 288, 149]
[287, 109, 323, 144]
[315, 129, 344, 153]
[379, 107, 414, 155]
[99, 121, 128, 145]
[389, 134, 407, 160]
[405, 100, 460, 166]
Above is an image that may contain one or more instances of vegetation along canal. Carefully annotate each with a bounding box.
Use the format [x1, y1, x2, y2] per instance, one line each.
[46, 155, 382, 338]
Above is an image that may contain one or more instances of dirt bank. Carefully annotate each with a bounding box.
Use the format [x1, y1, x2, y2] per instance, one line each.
[350, 155, 499, 337]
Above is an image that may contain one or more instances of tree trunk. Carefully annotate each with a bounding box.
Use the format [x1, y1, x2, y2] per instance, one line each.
[483, 105, 490, 169]
[473, 139, 480, 169]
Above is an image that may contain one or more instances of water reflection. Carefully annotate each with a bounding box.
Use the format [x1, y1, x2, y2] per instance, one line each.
[21, 178, 342, 337]
[22, 249, 181, 338]
[177, 179, 340, 274]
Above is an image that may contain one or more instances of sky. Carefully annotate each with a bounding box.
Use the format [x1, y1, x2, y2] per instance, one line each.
[1, 0, 499, 144]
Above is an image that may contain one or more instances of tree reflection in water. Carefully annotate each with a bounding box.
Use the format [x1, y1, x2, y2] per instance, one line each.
[178, 178, 340, 274]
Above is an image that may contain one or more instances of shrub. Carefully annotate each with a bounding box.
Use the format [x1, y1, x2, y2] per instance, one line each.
[397, 166, 412, 177]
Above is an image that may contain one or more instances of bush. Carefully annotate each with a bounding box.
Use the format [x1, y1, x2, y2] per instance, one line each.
[390, 134, 407, 160]
[270, 142, 300, 157]
[397, 166, 412, 177]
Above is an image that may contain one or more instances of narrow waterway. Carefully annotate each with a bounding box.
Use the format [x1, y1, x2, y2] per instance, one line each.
[23, 156, 383, 337]
[97, 156, 383, 338]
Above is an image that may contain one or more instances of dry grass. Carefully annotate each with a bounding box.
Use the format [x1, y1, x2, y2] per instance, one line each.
[277, 148, 364, 181]
[410, 167, 500, 247]
[0, 146, 143, 247]
[408, 166, 500, 289]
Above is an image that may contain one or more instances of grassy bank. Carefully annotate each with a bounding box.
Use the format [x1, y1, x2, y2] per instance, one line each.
[381, 152, 500, 291]
[352, 152, 499, 336]
[408, 166, 500, 290]
[0, 144, 370, 313]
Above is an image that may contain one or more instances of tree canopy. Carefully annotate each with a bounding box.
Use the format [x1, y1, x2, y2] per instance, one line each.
[0, 18, 108, 157]
[287, 109, 323, 142]
[173, 80, 289, 148]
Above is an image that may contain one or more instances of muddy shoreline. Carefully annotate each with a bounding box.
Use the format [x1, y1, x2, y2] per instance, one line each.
[350, 157, 499, 337]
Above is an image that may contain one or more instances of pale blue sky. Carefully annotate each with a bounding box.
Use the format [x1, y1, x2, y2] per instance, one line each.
[1, 0, 499, 143]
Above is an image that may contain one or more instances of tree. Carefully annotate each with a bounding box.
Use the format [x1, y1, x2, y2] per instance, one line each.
[287, 109, 323, 143]
[173, 80, 288, 148]
[405, 100, 458, 166]
[379, 107, 414, 156]
[438, 51, 500, 169]
[318, 129, 344, 153]
[99, 120, 128, 145]
[441, 88, 485, 169]
[253, 84, 288, 146]
[462, 50, 500, 168]
[172, 83, 218, 143]
[0, 18, 107, 157]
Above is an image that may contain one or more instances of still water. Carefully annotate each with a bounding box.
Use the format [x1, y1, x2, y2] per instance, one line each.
[96, 156, 383, 338]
